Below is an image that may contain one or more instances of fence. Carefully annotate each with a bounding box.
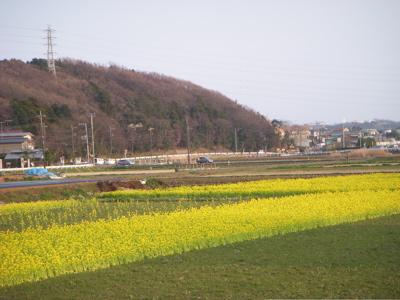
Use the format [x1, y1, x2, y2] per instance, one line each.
[1, 148, 390, 173]
[0, 164, 92, 174]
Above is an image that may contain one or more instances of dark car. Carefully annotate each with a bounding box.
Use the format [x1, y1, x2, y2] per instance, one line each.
[117, 159, 134, 166]
[196, 157, 213, 164]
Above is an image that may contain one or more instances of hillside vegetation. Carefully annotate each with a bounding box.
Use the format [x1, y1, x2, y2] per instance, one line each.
[0, 59, 278, 161]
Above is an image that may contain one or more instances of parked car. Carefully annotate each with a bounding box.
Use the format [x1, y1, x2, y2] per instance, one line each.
[105, 158, 116, 165]
[196, 157, 213, 164]
[95, 158, 105, 165]
[117, 159, 134, 166]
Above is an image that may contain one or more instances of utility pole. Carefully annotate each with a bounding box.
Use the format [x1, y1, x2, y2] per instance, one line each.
[342, 118, 345, 149]
[79, 123, 90, 164]
[37, 111, 46, 166]
[235, 128, 241, 153]
[109, 126, 115, 156]
[88, 113, 95, 166]
[185, 113, 191, 164]
[0, 122, 4, 137]
[46, 25, 57, 81]
[148, 127, 154, 162]
[5, 119, 13, 131]
[71, 125, 77, 163]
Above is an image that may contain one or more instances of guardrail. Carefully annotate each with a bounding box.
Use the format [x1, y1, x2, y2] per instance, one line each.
[0, 164, 92, 173]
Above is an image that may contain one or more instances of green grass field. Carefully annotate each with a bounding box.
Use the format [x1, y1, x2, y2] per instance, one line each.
[1, 158, 399, 299]
[1, 213, 399, 299]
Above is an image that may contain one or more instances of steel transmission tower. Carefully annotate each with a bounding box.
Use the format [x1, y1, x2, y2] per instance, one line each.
[46, 25, 57, 80]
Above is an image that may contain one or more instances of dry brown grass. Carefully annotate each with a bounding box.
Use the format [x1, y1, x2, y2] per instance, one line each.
[329, 152, 343, 158]
[348, 149, 391, 158]
[329, 149, 391, 158]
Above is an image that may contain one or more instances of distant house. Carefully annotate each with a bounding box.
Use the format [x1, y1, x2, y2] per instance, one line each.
[0, 138, 35, 154]
[325, 136, 342, 146]
[345, 134, 360, 148]
[3, 149, 43, 168]
[287, 125, 310, 148]
[0, 131, 35, 155]
[286, 148, 300, 154]
[0, 131, 34, 140]
[323, 127, 364, 148]
[362, 129, 379, 137]
[332, 127, 349, 134]
[4, 149, 43, 160]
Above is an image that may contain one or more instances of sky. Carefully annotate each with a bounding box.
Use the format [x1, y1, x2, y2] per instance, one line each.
[1, 0, 400, 125]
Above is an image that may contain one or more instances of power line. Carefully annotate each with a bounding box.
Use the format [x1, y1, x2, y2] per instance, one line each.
[2, 24, 399, 122]
[224, 92, 400, 107]
[2, 25, 400, 75]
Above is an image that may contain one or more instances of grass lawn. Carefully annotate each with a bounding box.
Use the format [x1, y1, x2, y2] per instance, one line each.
[1, 214, 399, 299]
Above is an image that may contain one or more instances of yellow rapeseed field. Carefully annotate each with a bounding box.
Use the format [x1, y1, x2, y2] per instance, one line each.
[1, 173, 399, 286]
[96, 173, 400, 200]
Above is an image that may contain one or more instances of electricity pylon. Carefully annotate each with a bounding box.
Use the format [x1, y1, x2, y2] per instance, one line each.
[46, 25, 57, 80]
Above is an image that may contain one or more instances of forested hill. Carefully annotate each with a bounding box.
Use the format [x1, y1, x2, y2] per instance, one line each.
[0, 58, 278, 159]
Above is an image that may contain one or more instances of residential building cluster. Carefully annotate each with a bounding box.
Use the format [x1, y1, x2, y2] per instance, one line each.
[284, 124, 399, 152]
[1, 121, 399, 168]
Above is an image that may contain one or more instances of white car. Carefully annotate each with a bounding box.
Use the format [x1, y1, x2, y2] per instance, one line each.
[117, 159, 134, 166]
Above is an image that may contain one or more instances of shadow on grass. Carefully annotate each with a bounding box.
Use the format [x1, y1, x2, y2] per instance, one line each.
[2, 214, 399, 299]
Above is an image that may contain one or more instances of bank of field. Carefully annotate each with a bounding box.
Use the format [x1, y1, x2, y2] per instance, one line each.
[0, 173, 399, 288]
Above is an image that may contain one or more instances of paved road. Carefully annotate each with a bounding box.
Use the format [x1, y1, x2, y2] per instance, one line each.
[0, 168, 178, 189]
[65, 168, 177, 177]
[0, 178, 125, 189]
[0, 167, 183, 190]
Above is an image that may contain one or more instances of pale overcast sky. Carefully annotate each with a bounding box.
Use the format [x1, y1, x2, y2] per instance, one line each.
[1, 0, 399, 124]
